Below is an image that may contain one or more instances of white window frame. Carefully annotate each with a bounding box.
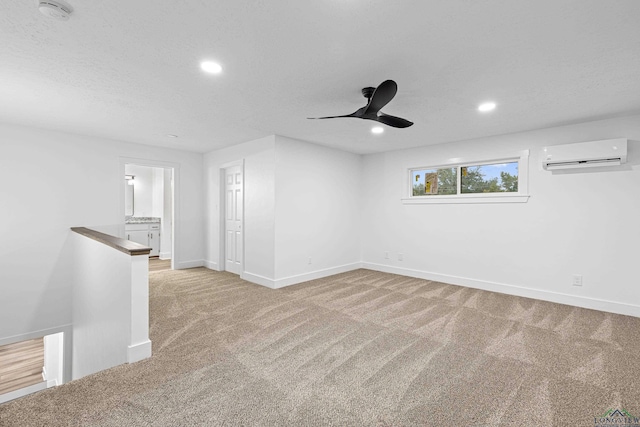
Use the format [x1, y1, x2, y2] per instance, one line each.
[402, 150, 530, 204]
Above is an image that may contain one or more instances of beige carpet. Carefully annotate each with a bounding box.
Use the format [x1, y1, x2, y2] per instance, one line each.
[149, 258, 171, 272]
[1, 268, 639, 426]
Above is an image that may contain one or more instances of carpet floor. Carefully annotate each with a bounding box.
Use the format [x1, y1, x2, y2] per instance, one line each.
[149, 258, 171, 272]
[1, 268, 639, 426]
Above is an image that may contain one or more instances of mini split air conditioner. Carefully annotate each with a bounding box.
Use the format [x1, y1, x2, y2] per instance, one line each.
[541, 138, 627, 171]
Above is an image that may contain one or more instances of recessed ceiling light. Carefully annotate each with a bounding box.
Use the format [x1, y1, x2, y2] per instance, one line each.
[478, 102, 496, 112]
[371, 126, 384, 134]
[166, 134, 178, 138]
[200, 61, 222, 74]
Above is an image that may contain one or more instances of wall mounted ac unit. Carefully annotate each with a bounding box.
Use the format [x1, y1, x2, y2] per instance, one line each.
[542, 138, 627, 170]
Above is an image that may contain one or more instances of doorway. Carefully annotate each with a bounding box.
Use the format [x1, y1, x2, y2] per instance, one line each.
[121, 159, 177, 271]
[222, 163, 243, 275]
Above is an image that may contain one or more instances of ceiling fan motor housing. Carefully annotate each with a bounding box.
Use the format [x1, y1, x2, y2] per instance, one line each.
[362, 87, 376, 99]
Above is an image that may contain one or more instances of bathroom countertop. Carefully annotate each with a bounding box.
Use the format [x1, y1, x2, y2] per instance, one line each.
[125, 217, 161, 224]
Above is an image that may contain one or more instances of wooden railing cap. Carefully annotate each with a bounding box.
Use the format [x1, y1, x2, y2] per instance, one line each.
[71, 227, 151, 256]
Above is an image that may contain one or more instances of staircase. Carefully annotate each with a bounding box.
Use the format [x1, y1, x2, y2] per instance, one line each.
[0, 338, 45, 396]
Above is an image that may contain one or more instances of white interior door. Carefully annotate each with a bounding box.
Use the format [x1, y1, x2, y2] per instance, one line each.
[224, 165, 243, 275]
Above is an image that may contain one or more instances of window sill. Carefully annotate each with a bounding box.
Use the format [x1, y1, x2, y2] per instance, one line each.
[401, 194, 530, 204]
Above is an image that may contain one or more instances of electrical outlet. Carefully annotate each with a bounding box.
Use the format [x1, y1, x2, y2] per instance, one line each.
[384, 251, 389, 259]
[572, 274, 583, 286]
[398, 253, 403, 261]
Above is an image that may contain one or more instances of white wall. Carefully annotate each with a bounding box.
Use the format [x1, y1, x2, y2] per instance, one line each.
[151, 167, 164, 218]
[70, 231, 150, 380]
[125, 164, 153, 217]
[273, 136, 361, 285]
[43, 332, 64, 387]
[361, 115, 640, 316]
[204, 135, 362, 288]
[124, 164, 164, 218]
[204, 136, 277, 279]
[70, 232, 130, 379]
[0, 122, 203, 344]
[161, 168, 173, 259]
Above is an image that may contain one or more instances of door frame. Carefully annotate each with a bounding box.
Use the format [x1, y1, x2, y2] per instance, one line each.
[119, 157, 178, 270]
[218, 159, 245, 277]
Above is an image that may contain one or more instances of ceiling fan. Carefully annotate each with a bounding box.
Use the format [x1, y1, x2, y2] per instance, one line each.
[308, 79, 413, 128]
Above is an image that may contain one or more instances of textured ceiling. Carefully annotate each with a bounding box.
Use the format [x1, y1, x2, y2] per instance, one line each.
[1, 1, 640, 154]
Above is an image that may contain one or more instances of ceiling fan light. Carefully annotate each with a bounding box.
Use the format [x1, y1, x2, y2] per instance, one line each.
[371, 126, 384, 134]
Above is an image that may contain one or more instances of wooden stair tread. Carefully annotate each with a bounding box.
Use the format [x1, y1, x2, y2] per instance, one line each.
[0, 338, 45, 396]
[0, 375, 44, 395]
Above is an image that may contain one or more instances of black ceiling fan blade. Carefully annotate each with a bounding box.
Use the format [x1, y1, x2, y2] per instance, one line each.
[363, 80, 398, 116]
[376, 113, 414, 128]
[308, 80, 413, 128]
[308, 110, 360, 120]
[308, 115, 349, 120]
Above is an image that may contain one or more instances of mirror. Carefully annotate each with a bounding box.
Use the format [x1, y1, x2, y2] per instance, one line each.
[125, 175, 134, 216]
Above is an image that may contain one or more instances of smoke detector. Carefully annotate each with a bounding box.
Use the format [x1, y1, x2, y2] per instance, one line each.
[38, 1, 73, 21]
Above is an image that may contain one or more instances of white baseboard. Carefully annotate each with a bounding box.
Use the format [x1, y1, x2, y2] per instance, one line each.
[243, 263, 363, 290]
[0, 381, 47, 404]
[204, 260, 221, 271]
[241, 271, 277, 289]
[127, 340, 152, 364]
[362, 262, 640, 318]
[42, 367, 59, 388]
[175, 259, 204, 269]
[159, 252, 172, 260]
[273, 263, 363, 289]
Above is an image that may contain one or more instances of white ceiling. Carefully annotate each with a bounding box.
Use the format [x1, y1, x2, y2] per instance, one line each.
[1, 1, 640, 154]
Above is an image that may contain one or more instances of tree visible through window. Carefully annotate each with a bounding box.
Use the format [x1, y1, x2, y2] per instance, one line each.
[412, 168, 456, 196]
[411, 161, 519, 197]
[461, 162, 518, 194]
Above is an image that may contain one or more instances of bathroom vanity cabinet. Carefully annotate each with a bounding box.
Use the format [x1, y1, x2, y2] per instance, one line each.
[125, 220, 160, 257]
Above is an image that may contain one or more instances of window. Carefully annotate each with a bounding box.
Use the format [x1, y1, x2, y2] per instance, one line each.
[460, 162, 518, 194]
[403, 151, 529, 204]
[412, 167, 456, 196]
